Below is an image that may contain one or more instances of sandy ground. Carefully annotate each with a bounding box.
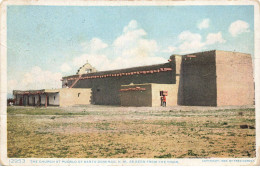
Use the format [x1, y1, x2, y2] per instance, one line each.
[7, 105, 255, 158]
[11, 104, 254, 112]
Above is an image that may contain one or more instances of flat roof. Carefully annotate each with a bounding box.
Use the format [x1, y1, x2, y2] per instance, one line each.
[13, 89, 59, 95]
[182, 49, 251, 56]
[13, 88, 91, 95]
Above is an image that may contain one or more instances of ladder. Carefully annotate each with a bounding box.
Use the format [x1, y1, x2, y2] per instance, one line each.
[70, 75, 82, 88]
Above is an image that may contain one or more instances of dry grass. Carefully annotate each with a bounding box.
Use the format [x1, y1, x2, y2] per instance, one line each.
[7, 106, 255, 158]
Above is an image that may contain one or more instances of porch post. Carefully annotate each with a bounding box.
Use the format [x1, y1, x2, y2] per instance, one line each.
[27, 95, 29, 106]
[45, 93, 48, 108]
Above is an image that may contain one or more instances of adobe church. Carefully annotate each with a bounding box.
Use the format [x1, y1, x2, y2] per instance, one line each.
[13, 50, 255, 107]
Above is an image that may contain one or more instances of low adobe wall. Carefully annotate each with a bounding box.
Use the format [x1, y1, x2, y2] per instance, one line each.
[59, 88, 92, 107]
[120, 84, 152, 107]
[120, 83, 177, 107]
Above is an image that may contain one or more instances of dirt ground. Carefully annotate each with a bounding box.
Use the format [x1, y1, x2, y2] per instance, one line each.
[7, 105, 255, 158]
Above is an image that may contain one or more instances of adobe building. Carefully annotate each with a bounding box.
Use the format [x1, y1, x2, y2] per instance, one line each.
[13, 88, 91, 107]
[13, 50, 254, 107]
[61, 50, 254, 107]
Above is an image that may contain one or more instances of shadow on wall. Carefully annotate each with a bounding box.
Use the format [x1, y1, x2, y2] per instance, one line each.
[90, 88, 95, 104]
[177, 60, 184, 105]
[177, 52, 217, 106]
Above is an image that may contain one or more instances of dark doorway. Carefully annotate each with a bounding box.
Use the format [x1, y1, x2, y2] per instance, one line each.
[33, 97, 35, 106]
[19, 98, 22, 106]
[39, 95, 41, 106]
[47, 96, 49, 106]
[23, 96, 26, 106]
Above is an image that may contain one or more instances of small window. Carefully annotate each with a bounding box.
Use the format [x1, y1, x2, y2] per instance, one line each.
[54, 96, 55, 100]
[85, 69, 92, 73]
[78, 93, 80, 97]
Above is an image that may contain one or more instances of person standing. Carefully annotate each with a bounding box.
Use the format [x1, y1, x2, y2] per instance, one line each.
[163, 95, 166, 107]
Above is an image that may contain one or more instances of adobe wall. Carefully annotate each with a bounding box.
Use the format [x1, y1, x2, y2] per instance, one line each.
[179, 51, 217, 106]
[35, 93, 59, 106]
[215, 51, 254, 106]
[63, 62, 176, 105]
[59, 88, 91, 107]
[40, 94, 46, 105]
[151, 83, 177, 106]
[28, 95, 39, 105]
[120, 84, 152, 107]
[34, 95, 39, 104]
[18, 95, 29, 106]
[47, 93, 60, 106]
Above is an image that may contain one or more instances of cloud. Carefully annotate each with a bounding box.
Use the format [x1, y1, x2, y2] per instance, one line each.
[172, 31, 226, 54]
[73, 53, 111, 71]
[162, 46, 176, 53]
[198, 19, 210, 29]
[113, 20, 147, 51]
[112, 20, 167, 67]
[90, 38, 108, 52]
[229, 20, 250, 37]
[123, 20, 138, 33]
[178, 31, 205, 54]
[71, 20, 227, 72]
[8, 66, 62, 93]
[7, 79, 18, 94]
[60, 63, 72, 72]
[205, 32, 226, 45]
[72, 20, 167, 71]
[81, 37, 108, 53]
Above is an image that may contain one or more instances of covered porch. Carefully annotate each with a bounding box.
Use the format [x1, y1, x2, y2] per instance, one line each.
[13, 89, 59, 107]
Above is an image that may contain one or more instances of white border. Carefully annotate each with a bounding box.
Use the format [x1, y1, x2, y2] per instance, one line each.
[0, 0, 259, 6]
[0, 0, 259, 166]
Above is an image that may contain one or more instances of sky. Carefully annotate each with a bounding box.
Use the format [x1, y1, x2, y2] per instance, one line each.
[7, 5, 254, 96]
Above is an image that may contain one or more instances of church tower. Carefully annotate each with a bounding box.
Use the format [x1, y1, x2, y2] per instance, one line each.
[76, 61, 97, 75]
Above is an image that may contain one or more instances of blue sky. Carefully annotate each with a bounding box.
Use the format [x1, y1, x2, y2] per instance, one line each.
[7, 5, 254, 95]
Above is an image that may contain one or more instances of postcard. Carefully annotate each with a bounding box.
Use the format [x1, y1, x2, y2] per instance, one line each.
[0, 0, 259, 166]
